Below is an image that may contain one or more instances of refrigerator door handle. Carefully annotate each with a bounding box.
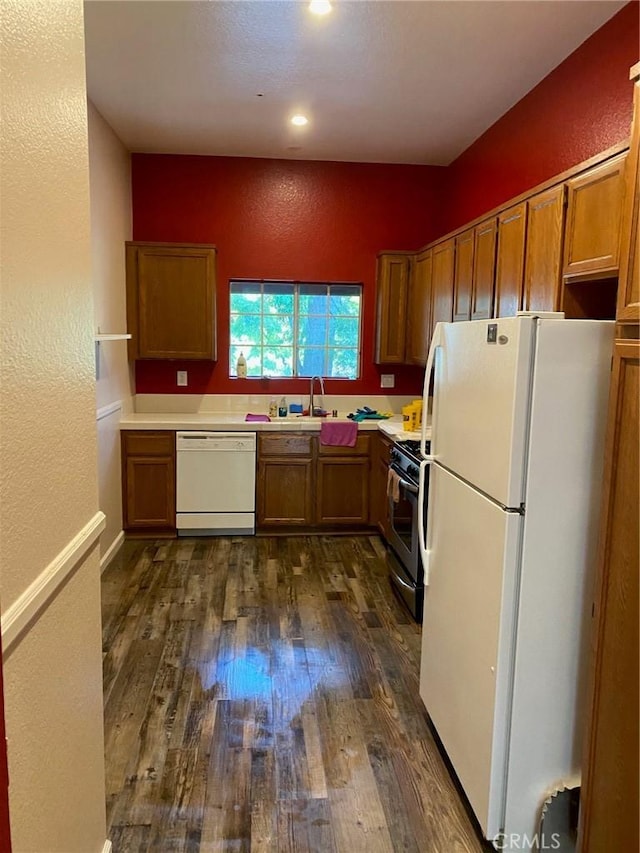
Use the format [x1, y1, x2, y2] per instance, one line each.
[418, 458, 432, 585]
[421, 323, 443, 458]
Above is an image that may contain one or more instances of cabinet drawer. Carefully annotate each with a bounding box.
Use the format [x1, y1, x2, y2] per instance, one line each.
[122, 431, 175, 457]
[258, 433, 313, 457]
[318, 433, 370, 456]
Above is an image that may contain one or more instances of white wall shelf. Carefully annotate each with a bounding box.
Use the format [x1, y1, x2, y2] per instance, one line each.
[94, 333, 131, 341]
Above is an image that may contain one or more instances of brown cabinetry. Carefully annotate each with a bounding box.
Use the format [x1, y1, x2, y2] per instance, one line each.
[617, 66, 640, 323]
[430, 239, 455, 337]
[257, 432, 372, 529]
[494, 203, 528, 318]
[522, 185, 566, 312]
[471, 218, 497, 320]
[563, 154, 626, 281]
[452, 229, 474, 322]
[121, 431, 176, 534]
[126, 241, 217, 360]
[406, 249, 433, 365]
[371, 432, 393, 539]
[256, 434, 314, 527]
[579, 339, 639, 853]
[375, 252, 411, 363]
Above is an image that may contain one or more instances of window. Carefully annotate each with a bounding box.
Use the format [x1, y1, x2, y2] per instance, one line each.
[229, 280, 362, 378]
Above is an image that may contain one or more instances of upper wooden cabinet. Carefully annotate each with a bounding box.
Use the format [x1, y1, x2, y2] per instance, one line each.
[406, 249, 433, 366]
[374, 252, 411, 363]
[126, 241, 217, 360]
[471, 218, 497, 320]
[494, 203, 527, 318]
[452, 229, 474, 322]
[430, 239, 455, 338]
[523, 185, 566, 312]
[563, 153, 627, 281]
[617, 66, 640, 323]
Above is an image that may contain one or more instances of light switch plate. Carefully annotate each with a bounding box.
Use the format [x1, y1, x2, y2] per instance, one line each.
[380, 374, 395, 388]
[177, 370, 188, 387]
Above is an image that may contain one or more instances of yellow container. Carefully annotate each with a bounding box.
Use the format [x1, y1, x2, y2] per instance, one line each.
[412, 399, 423, 429]
[402, 405, 414, 431]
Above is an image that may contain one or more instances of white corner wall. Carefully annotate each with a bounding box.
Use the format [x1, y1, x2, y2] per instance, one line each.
[0, 2, 107, 851]
[88, 102, 133, 566]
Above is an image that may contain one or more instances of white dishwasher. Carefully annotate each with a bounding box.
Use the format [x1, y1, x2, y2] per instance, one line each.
[176, 432, 256, 535]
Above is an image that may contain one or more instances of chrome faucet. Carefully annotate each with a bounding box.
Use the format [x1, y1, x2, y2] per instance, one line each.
[309, 375, 325, 417]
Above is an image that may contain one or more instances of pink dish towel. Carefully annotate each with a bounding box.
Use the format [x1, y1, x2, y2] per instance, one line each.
[320, 420, 358, 447]
[245, 414, 271, 422]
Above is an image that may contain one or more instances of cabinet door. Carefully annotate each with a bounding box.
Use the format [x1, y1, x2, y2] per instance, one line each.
[618, 70, 640, 323]
[316, 457, 369, 525]
[126, 242, 217, 360]
[121, 431, 176, 533]
[471, 218, 497, 320]
[494, 203, 527, 318]
[431, 239, 455, 338]
[257, 459, 314, 526]
[522, 185, 566, 312]
[406, 249, 432, 366]
[452, 229, 474, 322]
[580, 338, 639, 853]
[124, 456, 176, 531]
[563, 153, 626, 280]
[375, 253, 410, 363]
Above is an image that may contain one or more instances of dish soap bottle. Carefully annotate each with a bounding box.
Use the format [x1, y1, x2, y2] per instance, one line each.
[236, 351, 247, 378]
[268, 397, 278, 418]
[278, 396, 287, 418]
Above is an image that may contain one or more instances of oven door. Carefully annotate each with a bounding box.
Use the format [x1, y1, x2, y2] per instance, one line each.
[387, 464, 421, 584]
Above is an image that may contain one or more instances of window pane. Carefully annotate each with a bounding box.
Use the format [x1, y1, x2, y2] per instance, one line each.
[263, 314, 293, 346]
[299, 284, 328, 315]
[263, 284, 294, 314]
[230, 313, 261, 345]
[230, 345, 262, 377]
[297, 347, 326, 377]
[327, 348, 358, 379]
[230, 292, 262, 313]
[298, 314, 327, 347]
[329, 291, 360, 317]
[329, 316, 359, 347]
[263, 346, 293, 377]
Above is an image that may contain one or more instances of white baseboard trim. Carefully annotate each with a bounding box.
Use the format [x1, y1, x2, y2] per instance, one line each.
[102, 840, 113, 853]
[1, 511, 106, 656]
[96, 400, 122, 422]
[100, 530, 125, 574]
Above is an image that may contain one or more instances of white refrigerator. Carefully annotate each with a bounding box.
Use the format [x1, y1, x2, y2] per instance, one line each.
[417, 315, 613, 850]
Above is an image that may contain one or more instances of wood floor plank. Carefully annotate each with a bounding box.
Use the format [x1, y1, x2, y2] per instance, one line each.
[102, 536, 491, 853]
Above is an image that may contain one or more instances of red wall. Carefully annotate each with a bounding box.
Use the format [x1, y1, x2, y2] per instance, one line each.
[441, 2, 639, 233]
[133, 156, 445, 397]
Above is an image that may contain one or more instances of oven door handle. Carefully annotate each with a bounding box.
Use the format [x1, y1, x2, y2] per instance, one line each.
[389, 465, 419, 495]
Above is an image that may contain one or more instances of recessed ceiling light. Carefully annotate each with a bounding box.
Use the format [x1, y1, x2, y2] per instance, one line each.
[309, 0, 332, 16]
[290, 114, 309, 127]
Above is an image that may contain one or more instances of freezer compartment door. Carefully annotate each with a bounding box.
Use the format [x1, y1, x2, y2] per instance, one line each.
[419, 463, 523, 841]
[431, 317, 534, 507]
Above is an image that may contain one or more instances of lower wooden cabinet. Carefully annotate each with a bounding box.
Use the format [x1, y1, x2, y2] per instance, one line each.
[316, 458, 369, 525]
[256, 431, 374, 530]
[370, 432, 393, 538]
[121, 431, 176, 534]
[257, 458, 314, 526]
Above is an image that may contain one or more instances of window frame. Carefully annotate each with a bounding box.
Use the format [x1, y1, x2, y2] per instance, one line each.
[229, 278, 363, 380]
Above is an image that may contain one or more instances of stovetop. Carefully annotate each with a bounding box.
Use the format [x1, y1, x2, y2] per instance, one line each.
[390, 439, 431, 485]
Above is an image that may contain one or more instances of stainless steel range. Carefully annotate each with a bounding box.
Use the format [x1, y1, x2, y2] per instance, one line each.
[387, 438, 430, 622]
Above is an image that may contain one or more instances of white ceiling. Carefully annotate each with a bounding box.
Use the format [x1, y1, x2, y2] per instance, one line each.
[84, 0, 626, 166]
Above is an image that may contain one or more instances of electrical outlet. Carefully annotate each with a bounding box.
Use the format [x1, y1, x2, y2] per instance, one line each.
[177, 370, 188, 387]
[380, 374, 395, 388]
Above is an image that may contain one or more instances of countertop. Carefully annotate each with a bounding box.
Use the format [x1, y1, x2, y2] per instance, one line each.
[119, 411, 431, 441]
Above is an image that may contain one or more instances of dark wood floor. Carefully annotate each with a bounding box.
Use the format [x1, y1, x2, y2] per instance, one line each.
[102, 535, 489, 852]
